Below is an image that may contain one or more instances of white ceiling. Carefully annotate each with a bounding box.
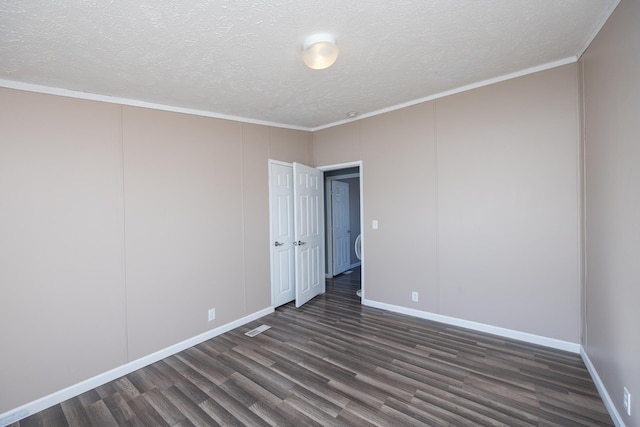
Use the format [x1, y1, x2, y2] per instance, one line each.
[0, 1, 618, 130]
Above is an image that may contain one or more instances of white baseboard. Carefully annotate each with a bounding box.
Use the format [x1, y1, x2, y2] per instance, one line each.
[361, 298, 581, 353]
[580, 347, 625, 427]
[0, 306, 274, 427]
[362, 298, 622, 425]
[5, 302, 620, 427]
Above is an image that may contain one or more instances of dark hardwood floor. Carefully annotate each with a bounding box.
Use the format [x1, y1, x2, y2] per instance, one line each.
[14, 267, 613, 426]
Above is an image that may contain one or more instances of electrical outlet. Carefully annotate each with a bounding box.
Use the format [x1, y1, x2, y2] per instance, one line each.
[624, 387, 631, 416]
[208, 308, 216, 322]
[411, 291, 419, 302]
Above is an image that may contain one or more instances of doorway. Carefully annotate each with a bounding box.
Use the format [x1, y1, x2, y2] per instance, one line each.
[269, 160, 325, 308]
[269, 160, 363, 308]
[323, 167, 361, 277]
[319, 161, 363, 299]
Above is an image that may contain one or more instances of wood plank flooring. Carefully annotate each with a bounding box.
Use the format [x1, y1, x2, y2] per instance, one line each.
[13, 267, 613, 426]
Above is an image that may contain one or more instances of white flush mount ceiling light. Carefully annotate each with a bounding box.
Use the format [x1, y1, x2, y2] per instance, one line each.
[302, 33, 339, 70]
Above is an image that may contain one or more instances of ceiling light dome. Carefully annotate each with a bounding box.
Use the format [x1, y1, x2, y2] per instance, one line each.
[302, 33, 339, 70]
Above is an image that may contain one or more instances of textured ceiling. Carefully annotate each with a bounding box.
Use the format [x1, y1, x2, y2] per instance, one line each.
[0, 0, 618, 130]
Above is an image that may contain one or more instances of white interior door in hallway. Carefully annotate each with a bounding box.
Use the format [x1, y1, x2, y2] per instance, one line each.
[331, 180, 351, 276]
[269, 161, 325, 308]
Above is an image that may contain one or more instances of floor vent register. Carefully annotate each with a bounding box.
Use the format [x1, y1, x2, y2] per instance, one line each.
[245, 324, 271, 337]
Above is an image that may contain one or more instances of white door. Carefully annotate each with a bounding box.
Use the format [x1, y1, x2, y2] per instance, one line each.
[331, 180, 351, 275]
[293, 162, 325, 308]
[269, 162, 295, 307]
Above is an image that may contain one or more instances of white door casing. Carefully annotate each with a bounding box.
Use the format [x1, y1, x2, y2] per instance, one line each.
[331, 180, 351, 275]
[269, 162, 295, 307]
[293, 162, 325, 308]
[318, 161, 364, 299]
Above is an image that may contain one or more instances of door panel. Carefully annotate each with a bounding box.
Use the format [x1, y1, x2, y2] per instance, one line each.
[294, 162, 325, 308]
[270, 163, 295, 307]
[331, 180, 351, 275]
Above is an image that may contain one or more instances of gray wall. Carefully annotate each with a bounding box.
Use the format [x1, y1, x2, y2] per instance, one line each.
[0, 89, 312, 413]
[581, 0, 640, 425]
[314, 63, 582, 343]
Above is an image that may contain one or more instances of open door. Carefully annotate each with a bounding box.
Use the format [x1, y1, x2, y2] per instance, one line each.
[293, 162, 325, 307]
[331, 180, 351, 275]
[269, 162, 295, 307]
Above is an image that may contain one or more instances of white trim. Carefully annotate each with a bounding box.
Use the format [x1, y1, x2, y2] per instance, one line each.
[317, 161, 362, 172]
[311, 57, 577, 131]
[0, 79, 308, 132]
[580, 347, 625, 427]
[0, 307, 274, 427]
[577, 0, 621, 58]
[361, 298, 581, 353]
[1, 56, 579, 133]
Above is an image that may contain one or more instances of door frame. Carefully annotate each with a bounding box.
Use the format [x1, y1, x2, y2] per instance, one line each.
[318, 161, 364, 299]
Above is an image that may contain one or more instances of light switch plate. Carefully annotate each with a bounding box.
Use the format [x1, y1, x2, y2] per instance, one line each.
[624, 387, 631, 416]
[372, 220, 379, 229]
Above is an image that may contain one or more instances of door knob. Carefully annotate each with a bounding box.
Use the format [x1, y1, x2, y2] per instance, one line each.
[274, 241, 284, 247]
[293, 240, 307, 246]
